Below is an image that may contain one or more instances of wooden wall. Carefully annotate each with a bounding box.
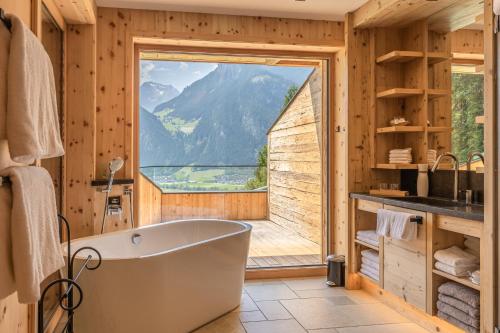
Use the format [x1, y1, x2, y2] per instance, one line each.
[451, 29, 484, 54]
[268, 69, 323, 244]
[138, 174, 162, 226]
[161, 191, 268, 221]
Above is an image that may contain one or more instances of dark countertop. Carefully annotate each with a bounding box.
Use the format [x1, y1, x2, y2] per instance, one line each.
[350, 193, 484, 222]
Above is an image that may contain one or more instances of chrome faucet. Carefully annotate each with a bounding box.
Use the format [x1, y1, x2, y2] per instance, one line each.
[466, 152, 484, 172]
[465, 152, 484, 205]
[431, 153, 459, 202]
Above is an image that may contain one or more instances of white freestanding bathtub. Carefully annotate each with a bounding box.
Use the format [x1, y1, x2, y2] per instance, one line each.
[69, 219, 251, 333]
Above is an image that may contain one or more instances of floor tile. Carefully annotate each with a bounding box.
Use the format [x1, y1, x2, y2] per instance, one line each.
[282, 277, 329, 291]
[239, 310, 266, 322]
[324, 296, 356, 306]
[308, 329, 339, 333]
[193, 311, 245, 333]
[239, 294, 259, 312]
[342, 290, 379, 304]
[336, 323, 429, 333]
[245, 279, 285, 287]
[243, 319, 307, 333]
[295, 287, 347, 299]
[281, 298, 409, 330]
[256, 300, 292, 320]
[245, 283, 298, 301]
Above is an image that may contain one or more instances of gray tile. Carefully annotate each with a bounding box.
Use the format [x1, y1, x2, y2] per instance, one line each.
[336, 323, 429, 333]
[244, 319, 307, 333]
[295, 288, 348, 299]
[193, 311, 245, 333]
[308, 329, 339, 333]
[239, 294, 259, 312]
[282, 277, 329, 291]
[342, 290, 379, 304]
[245, 283, 298, 301]
[256, 300, 292, 320]
[324, 296, 355, 306]
[281, 298, 409, 330]
[239, 310, 267, 322]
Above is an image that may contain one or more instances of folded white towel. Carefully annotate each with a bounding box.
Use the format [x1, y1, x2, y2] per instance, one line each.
[360, 265, 379, 281]
[470, 270, 480, 285]
[361, 256, 379, 271]
[434, 246, 479, 267]
[6, 15, 64, 164]
[390, 148, 412, 153]
[357, 236, 379, 247]
[361, 249, 379, 263]
[0, 166, 65, 303]
[389, 152, 412, 157]
[389, 160, 412, 164]
[356, 230, 378, 242]
[435, 261, 478, 277]
[389, 211, 417, 241]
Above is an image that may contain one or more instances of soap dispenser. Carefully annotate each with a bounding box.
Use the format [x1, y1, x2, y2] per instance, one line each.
[417, 163, 429, 197]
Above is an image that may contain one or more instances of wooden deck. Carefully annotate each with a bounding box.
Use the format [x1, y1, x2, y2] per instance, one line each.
[245, 220, 322, 268]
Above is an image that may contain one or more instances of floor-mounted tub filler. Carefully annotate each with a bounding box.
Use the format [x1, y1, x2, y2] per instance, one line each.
[67, 219, 251, 333]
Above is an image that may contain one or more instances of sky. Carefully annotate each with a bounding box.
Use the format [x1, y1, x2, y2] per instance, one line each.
[140, 60, 218, 91]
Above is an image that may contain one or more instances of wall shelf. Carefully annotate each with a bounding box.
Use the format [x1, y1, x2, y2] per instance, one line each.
[377, 88, 425, 99]
[428, 52, 451, 65]
[427, 127, 452, 133]
[376, 50, 424, 64]
[354, 239, 379, 251]
[452, 52, 484, 65]
[428, 89, 449, 99]
[432, 269, 480, 291]
[377, 126, 424, 133]
[375, 163, 418, 170]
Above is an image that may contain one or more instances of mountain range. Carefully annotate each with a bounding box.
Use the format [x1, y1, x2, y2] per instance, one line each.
[140, 63, 311, 167]
[140, 81, 180, 112]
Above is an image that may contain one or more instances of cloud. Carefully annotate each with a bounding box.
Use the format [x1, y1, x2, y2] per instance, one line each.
[193, 70, 202, 76]
[179, 62, 189, 70]
[141, 62, 155, 83]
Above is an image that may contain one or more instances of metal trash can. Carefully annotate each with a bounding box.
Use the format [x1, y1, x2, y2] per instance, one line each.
[326, 254, 345, 287]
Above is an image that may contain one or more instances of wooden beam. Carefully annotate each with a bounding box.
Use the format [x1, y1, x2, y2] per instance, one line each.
[428, 0, 484, 32]
[51, 0, 96, 24]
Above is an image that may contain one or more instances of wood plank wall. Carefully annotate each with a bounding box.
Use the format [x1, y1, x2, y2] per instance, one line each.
[451, 29, 484, 54]
[268, 69, 323, 244]
[161, 192, 268, 221]
[138, 173, 162, 226]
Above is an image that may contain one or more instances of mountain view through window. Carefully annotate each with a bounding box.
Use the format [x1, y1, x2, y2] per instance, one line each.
[139, 58, 313, 192]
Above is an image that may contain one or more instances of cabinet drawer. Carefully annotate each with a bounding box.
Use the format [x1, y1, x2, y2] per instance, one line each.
[357, 199, 383, 213]
[383, 205, 427, 311]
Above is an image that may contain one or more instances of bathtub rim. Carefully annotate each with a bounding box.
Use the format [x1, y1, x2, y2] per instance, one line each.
[64, 219, 252, 261]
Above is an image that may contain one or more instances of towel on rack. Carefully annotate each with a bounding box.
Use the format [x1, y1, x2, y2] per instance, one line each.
[0, 166, 64, 303]
[0, 183, 15, 299]
[435, 261, 478, 277]
[376, 209, 392, 237]
[434, 246, 479, 267]
[5, 14, 64, 164]
[438, 294, 480, 319]
[377, 208, 416, 240]
[438, 282, 480, 309]
[437, 311, 479, 333]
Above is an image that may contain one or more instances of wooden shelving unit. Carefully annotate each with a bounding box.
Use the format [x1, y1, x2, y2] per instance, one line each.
[376, 50, 424, 64]
[354, 239, 379, 251]
[432, 269, 480, 291]
[371, 21, 452, 169]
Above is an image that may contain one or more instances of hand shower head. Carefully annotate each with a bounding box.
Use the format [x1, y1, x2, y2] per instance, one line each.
[109, 157, 124, 174]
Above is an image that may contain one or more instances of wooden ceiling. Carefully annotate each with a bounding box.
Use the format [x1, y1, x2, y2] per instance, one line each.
[353, 0, 484, 32]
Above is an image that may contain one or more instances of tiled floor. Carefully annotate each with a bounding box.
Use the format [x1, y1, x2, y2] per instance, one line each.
[193, 277, 431, 333]
[246, 221, 321, 268]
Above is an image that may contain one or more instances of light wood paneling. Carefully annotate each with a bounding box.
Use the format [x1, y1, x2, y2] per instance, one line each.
[96, 7, 344, 180]
[451, 29, 484, 54]
[65, 23, 96, 238]
[161, 192, 267, 221]
[138, 174, 162, 226]
[268, 69, 322, 244]
[52, 0, 96, 24]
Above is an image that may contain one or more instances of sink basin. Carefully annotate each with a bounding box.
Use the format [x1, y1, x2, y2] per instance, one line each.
[390, 196, 468, 207]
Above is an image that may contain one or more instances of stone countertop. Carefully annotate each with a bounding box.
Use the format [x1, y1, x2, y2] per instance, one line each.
[349, 193, 484, 222]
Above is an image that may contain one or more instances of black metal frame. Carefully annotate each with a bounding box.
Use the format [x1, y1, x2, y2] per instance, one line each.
[410, 216, 423, 224]
[38, 215, 102, 333]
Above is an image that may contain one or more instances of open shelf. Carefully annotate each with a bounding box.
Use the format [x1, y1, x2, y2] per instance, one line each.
[452, 52, 484, 65]
[428, 89, 449, 99]
[377, 126, 424, 133]
[475, 115, 484, 124]
[377, 88, 424, 99]
[428, 52, 451, 65]
[433, 269, 480, 291]
[354, 239, 379, 251]
[376, 50, 424, 64]
[427, 127, 452, 133]
[375, 163, 418, 170]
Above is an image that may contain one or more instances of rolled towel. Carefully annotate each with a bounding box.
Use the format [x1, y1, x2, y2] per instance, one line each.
[434, 246, 479, 267]
[438, 294, 480, 319]
[438, 311, 479, 333]
[435, 261, 479, 277]
[438, 282, 480, 309]
[361, 249, 379, 263]
[437, 300, 479, 329]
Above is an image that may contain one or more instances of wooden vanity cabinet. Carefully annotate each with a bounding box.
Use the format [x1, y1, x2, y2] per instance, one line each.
[382, 205, 427, 311]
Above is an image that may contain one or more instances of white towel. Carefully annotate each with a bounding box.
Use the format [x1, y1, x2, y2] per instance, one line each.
[361, 249, 379, 263]
[356, 230, 379, 246]
[390, 148, 412, 153]
[361, 256, 379, 271]
[470, 270, 480, 285]
[464, 236, 480, 257]
[6, 15, 64, 164]
[360, 265, 379, 281]
[0, 166, 64, 303]
[434, 246, 479, 267]
[376, 209, 392, 236]
[389, 211, 417, 241]
[435, 261, 478, 277]
[356, 236, 379, 247]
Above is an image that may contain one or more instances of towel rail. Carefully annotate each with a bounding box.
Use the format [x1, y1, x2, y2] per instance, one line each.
[410, 216, 423, 224]
[0, 176, 10, 186]
[0, 8, 12, 31]
[38, 215, 102, 333]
